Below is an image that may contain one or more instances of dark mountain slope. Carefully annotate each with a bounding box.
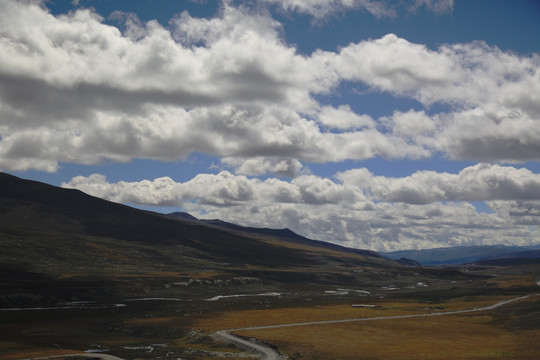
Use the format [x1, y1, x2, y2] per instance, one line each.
[169, 212, 381, 259]
[0, 172, 389, 269]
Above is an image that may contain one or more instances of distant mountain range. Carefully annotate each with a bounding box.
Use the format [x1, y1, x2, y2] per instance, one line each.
[383, 245, 540, 266]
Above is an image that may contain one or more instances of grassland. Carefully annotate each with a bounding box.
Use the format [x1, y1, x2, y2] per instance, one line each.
[1, 270, 539, 359]
[237, 313, 540, 359]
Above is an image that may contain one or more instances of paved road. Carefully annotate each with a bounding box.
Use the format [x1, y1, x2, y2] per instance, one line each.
[214, 294, 534, 360]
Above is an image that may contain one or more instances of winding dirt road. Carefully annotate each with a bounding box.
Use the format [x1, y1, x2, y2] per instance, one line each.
[214, 294, 534, 360]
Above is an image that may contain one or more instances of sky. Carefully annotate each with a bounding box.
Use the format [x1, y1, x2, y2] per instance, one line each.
[1, 0, 540, 251]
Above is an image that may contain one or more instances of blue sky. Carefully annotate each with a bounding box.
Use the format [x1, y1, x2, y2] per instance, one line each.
[1, 0, 540, 250]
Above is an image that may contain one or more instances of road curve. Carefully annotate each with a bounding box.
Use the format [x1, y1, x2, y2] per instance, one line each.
[214, 330, 283, 360]
[214, 295, 533, 360]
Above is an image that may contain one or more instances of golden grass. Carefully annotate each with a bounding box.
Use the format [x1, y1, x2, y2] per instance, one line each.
[195, 304, 381, 331]
[194, 296, 517, 332]
[236, 314, 540, 360]
[196, 295, 539, 359]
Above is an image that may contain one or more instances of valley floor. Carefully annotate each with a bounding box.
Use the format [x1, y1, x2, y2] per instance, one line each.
[2, 264, 540, 359]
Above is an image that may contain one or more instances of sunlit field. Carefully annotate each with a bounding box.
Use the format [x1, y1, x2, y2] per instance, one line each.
[237, 313, 540, 360]
[186, 291, 540, 360]
[231, 296, 540, 360]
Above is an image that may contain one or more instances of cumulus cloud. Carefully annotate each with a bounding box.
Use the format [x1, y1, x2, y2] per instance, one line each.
[221, 157, 305, 177]
[65, 173, 181, 206]
[63, 171, 365, 207]
[317, 105, 375, 130]
[487, 200, 540, 230]
[338, 163, 540, 204]
[328, 34, 540, 108]
[382, 109, 435, 137]
[435, 105, 540, 162]
[0, 2, 538, 172]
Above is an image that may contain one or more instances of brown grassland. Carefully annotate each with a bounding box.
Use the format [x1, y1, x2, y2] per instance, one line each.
[236, 312, 540, 360]
[193, 295, 521, 331]
[196, 294, 540, 360]
[2, 281, 539, 359]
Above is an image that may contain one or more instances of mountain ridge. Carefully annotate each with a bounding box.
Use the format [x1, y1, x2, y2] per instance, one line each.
[168, 211, 382, 259]
[383, 245, 540, 265]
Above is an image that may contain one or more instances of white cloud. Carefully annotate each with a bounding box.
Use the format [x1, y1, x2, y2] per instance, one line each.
[63, 171, 365, 207]
[0, 2, 538, 172]
[65, 173, 181, 206]
[383, 109, 435, 137]
[318, 105, 375, 130]
[329, 34, 540, 108]
[338, 163, 540, 204]
[434, 104, 540, 162]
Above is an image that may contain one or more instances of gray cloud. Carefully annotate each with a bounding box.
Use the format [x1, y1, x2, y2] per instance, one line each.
[221, 157, 305, 177]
